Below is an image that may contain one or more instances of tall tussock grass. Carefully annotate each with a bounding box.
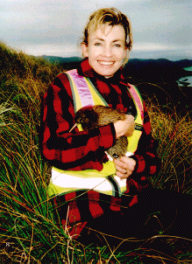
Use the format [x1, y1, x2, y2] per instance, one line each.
[146, 99, 192, 194]
[0, 42, 191, 263]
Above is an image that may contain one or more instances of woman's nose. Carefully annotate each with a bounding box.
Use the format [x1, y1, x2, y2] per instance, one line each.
[103, 45, 112, 57]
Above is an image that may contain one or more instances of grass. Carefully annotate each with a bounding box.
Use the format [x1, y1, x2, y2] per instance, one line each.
[146, 98, 192, 194]
[0, 42, 192, 263]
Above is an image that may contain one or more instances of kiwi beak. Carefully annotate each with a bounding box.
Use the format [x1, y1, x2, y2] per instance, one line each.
[69, 123, 77, 133]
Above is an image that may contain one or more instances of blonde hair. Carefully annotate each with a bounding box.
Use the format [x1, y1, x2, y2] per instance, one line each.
[82, 7, 133, 51]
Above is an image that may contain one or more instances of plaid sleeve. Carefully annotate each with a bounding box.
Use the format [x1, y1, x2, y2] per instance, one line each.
[131, 102, 161, 177]
[41, 73, 116, 171]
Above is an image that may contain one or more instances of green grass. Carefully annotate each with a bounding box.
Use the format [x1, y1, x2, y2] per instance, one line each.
[0, 42, 192, 263]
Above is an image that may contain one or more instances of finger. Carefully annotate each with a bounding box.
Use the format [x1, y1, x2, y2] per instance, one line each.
[115, 164, 127, 175]
[119, 157, 136, 171]
[116, 170, 131, 179]
[113, 159, 127, 170]
[116, 170, 128, 179]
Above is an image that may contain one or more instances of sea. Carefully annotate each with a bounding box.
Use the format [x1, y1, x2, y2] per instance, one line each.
[177, 66, 192, 87]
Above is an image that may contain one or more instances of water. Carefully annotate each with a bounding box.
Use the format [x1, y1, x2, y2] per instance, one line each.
[177, 66, 192, 87]
[184, 66, 192, 71]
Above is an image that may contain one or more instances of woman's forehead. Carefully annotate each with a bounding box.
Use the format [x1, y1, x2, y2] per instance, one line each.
[88, 24, 126, 39]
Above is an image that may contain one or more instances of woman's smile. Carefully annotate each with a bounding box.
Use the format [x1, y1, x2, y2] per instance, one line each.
[98, 61, 114, 65]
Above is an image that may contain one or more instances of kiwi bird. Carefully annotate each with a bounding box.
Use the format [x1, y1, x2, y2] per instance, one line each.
[74, 105, 128, 158]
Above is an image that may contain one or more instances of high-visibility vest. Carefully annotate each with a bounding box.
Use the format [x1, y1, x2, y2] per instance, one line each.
[48, 69, 144, 197]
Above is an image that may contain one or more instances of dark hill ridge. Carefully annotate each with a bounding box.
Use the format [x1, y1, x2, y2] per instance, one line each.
[40, 55, 82, 70]
[41, 55, 82, 64]
[123, 58, 192, 83]
[41, 55, 192, 68]
[175, 59, 192, 69]
[41, 55, 192, 83]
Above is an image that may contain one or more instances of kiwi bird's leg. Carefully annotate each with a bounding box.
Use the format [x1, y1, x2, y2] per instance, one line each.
[69, 123, 77, 132]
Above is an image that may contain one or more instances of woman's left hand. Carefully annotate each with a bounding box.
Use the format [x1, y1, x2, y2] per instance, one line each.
[113, 156, 136, 179]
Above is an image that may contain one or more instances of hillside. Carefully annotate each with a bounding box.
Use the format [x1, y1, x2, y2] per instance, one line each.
[0, 43, 63, 83]
[0, 42, 192, 263]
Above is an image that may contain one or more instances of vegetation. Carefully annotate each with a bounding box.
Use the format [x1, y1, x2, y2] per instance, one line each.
[0, 42, 191, 263]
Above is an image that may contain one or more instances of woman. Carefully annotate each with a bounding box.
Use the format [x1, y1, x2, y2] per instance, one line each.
[41, 7, 191, 247]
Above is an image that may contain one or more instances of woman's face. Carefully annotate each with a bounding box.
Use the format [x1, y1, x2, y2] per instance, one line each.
[82, 24, 128, 78]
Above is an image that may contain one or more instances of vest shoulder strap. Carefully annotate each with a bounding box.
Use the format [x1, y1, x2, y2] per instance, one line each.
[128, 84, 144, 120]
[66, 69, 144, 120]
[66, 69, 108, 112]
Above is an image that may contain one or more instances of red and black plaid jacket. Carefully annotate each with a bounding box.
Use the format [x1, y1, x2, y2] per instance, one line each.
[41, 58, 161, 236]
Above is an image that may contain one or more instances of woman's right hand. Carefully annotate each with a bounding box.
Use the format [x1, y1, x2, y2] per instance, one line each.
[114, 115, 135, 139]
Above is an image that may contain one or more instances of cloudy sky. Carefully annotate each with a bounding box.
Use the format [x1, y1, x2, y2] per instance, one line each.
[1, 0, 192, 60]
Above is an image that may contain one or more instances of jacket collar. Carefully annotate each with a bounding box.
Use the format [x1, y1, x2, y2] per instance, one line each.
[78, 58, 128, 86]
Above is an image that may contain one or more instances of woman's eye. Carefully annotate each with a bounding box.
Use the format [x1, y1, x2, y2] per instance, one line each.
[114, 43, 121, 47]
[94, 42, 101, 46]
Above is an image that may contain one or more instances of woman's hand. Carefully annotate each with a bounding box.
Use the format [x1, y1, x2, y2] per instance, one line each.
[114, 115, 135, 139]
[113, 156, 136, 179]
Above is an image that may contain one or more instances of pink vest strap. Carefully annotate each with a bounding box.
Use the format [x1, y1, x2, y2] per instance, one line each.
[68, 69, 94, 107]
[129, 84, 144, 119]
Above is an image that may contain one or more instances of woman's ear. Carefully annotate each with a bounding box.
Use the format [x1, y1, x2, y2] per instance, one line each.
[81, 42, 88, 58]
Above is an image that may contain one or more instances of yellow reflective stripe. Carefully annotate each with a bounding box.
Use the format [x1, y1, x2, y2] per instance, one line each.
[48, 165, 127, 197]
[127, 84, 143, 153]
[52, 160, 116, 178]
[129, 85, 143, 117]
[86, 78, 108, 107]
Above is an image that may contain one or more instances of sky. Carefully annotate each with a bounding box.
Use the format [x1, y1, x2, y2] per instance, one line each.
[1, 0, 192, 61]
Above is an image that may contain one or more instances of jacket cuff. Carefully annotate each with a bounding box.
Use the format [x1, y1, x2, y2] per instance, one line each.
[131, 154, 146, 174]
[129, 155, 138, 173]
